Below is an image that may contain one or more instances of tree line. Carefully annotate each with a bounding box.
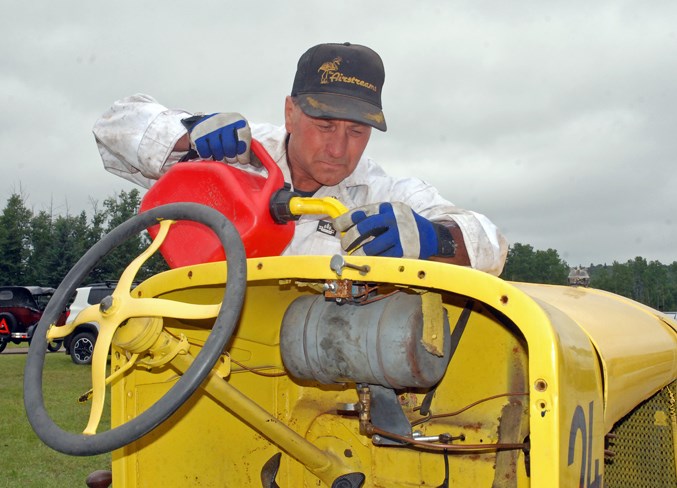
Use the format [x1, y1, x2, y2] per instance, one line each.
[0, 190, 166, 289]
[1, 191, 675, 311]
[501, 243, 677, 311]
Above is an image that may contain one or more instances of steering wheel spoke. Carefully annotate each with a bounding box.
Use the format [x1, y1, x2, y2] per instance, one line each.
[120, 297, 221, 321]
[117, 219, 174, 293]
[84, 322, 120, 435]
[48, 304, 106, 340]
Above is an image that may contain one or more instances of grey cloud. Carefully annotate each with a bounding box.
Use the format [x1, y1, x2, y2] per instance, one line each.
[2, 0, 676, 266]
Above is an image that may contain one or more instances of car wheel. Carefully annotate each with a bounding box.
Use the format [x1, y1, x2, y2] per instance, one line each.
[70, 332, 96, 365]
[47, 340, 63, 352]
[0, 338, 7, 353]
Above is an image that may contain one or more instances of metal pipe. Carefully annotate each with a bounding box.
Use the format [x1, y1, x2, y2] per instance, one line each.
[171, 353, 352, 485]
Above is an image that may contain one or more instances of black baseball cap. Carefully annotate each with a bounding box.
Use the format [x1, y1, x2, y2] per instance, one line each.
[291, 42, 387, 131]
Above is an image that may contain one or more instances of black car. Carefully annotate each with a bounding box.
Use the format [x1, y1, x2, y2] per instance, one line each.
[0, 286, 69, 353]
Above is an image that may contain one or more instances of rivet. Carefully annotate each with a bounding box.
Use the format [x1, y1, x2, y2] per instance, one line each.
[534, 379, 548, 392]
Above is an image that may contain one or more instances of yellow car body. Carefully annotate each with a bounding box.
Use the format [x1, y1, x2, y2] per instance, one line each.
[105, 255, 677, 487]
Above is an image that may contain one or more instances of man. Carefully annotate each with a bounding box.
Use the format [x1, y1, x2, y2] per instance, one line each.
[94, 42, 507, 275]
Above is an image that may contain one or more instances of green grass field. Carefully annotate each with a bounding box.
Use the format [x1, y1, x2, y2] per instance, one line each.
[0, 351, 111, 488]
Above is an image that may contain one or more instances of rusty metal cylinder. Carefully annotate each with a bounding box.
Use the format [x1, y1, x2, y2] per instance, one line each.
[280, 293, 452, 389]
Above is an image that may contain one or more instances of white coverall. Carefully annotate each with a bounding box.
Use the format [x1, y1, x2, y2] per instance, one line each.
[93, 94, 508, 276]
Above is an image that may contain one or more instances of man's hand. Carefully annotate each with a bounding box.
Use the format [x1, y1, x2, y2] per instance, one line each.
[183, 113, 251, 164]
[332, 202, 455, 260]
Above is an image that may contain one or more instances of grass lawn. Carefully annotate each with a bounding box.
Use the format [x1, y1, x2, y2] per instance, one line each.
[0, 351, 111, 488]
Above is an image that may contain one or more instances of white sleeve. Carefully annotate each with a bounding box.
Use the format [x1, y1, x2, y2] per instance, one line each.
[443, 210, 509, 277]
[388, 176, 508, 276]
[92, 94, 191, 188]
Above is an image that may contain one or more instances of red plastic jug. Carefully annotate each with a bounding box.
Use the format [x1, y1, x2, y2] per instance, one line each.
[139, 139, 295, 268]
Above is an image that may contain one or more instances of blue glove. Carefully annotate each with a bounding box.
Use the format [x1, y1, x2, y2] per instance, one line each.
[183, 113, 251, 164]
[332, 202, 454, 260]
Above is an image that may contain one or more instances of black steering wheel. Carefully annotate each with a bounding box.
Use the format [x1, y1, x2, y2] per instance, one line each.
[24, 203, 247, 456]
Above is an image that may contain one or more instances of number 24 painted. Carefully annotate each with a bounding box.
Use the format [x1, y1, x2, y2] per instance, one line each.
[568, 401, 603, 488]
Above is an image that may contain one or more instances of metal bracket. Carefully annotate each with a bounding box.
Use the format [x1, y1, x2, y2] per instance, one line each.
[330, 255, 370, 277]
[369, 385, 412, 446]
[260, 452, 281, 488]
[331, 472, 366, 488]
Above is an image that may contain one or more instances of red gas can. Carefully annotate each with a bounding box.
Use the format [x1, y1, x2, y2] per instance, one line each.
[139, 139, 294, 268]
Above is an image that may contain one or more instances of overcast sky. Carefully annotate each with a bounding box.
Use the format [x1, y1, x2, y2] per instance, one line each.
[2, 0, 676, 267]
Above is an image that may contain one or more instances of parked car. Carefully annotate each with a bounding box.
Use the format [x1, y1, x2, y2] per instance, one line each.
[62, 282, 119, 365]
[0, 286, 69, 353]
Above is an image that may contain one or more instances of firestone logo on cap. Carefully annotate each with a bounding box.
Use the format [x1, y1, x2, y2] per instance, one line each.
[317, 57, 378, 93]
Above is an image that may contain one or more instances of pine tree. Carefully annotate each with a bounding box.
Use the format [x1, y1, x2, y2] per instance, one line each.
[0, 193, 33, 284]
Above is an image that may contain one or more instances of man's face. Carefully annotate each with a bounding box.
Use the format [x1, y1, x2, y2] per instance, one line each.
[284, 96, 372, 192]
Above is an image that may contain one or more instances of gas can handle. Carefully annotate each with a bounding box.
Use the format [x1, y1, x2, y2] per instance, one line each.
[251, 139, 285, 195]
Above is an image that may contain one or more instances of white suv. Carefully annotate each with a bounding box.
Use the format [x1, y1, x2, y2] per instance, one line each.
[64, 283, 117, 364]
